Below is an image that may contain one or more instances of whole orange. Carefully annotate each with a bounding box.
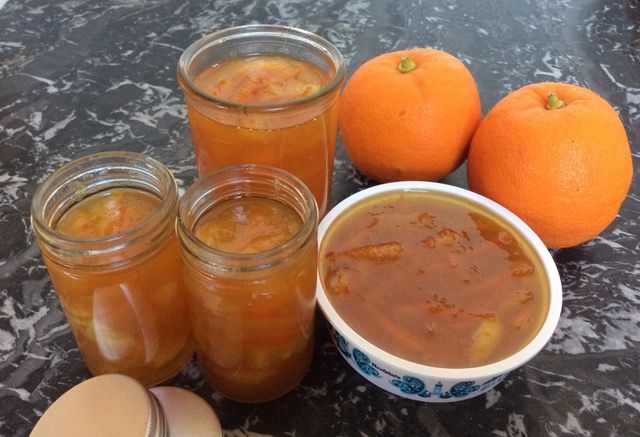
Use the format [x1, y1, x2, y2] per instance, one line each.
[339, 49, 481, 182]
[467, 82, 633, 249]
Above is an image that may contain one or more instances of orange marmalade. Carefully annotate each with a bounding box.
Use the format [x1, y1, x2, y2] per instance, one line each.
[185, 197, 316, 403]
[49, 187, 193, 385]
[180, 54, 339, 216]
[320, 190, 549, 368]
[56, 189, 158, 238]
[195, 56, 328, 106]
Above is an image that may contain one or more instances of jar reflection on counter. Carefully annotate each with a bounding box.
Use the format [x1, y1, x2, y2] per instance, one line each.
[31, 152, 194, 387]
[177, 165, 318, 403]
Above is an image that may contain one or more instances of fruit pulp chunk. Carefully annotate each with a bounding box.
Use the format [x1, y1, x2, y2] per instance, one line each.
[186, 55, 337, 216]
[194, 196, 302, 253]
[320, 191, 550, 368]
[187, 196, 317, 403]
[55, 188, 159, 238]
[195, 56, 328, 106]
[45, 188, 193, 386]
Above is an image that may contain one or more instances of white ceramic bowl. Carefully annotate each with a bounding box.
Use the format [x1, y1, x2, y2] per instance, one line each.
[316, 182, 562, 402]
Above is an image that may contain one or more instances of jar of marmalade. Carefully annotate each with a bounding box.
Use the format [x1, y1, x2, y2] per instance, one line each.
[177, 24, 345, 217]
[31, 152, 193, 386]
[177, 164, 318, 403]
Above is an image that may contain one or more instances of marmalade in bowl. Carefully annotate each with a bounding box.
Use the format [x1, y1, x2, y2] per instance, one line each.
[319, 190, 549, 368]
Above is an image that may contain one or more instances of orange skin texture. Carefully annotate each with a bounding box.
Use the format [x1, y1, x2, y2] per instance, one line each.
[339, 48, 481, 182]
[467, 82, 633, 249]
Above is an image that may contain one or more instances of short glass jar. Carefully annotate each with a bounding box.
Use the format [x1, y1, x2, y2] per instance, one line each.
[31, 152, 193, 386]
[177, 164, 318, 403]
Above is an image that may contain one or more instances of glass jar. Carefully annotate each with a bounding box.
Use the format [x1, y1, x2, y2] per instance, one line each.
[177, 24, 345, 217]
[31, 152, 193, 386]
[177, 164, 318, 403]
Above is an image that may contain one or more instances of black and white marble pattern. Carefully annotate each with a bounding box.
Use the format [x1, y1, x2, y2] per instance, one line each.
[1, 0, 639, 435]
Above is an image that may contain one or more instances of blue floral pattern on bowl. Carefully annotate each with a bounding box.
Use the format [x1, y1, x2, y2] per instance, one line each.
[336, 333, 351, 358]
[390, 375, 506, 399]
[331, 329, 507, 401]
[353, 348, 380, 377]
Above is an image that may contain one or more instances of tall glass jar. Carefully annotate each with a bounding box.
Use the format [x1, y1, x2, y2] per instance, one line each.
[177, 164, 318, 403]
[177, 24, 345, 217]
[31, 152, 193, 386]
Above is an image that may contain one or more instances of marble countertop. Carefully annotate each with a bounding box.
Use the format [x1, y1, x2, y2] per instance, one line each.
[1, 0, 639, 435]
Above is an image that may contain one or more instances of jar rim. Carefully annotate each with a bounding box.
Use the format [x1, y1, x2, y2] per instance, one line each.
[177, 24, 346, 112]
[31, 151, 178, 264]
[177, 164, 318, 271]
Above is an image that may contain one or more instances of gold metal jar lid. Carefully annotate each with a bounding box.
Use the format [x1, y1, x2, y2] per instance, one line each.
[31, 374, 222, 437]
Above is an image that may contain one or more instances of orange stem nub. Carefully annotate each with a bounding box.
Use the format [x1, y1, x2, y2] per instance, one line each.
[545, 93, 566, 110]
[398, 55, 417, 73]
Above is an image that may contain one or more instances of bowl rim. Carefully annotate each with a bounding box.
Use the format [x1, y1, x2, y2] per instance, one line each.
[316, 181, 563, 380]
